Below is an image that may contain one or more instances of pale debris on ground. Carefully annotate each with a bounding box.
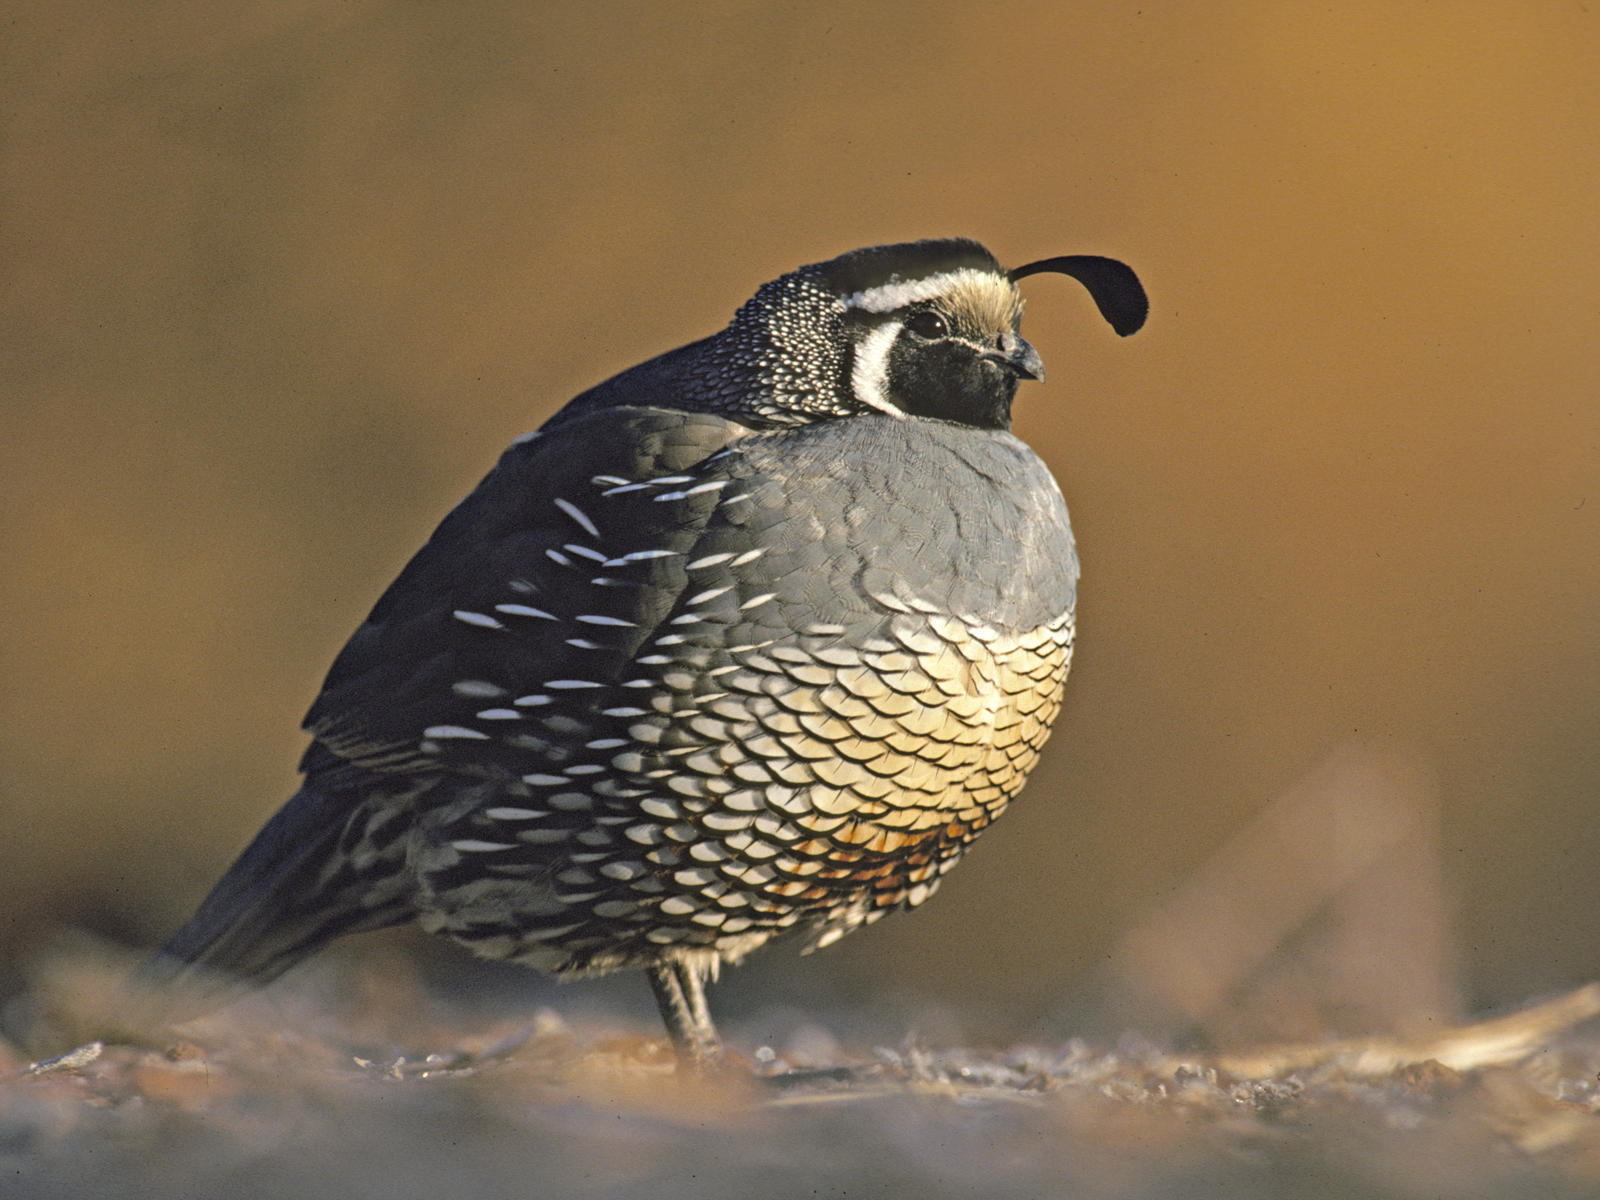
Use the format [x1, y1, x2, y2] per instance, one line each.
[6, 968, 1600, 1200]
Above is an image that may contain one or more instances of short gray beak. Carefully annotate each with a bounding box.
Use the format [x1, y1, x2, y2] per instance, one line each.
[996, 331, 1045, 382]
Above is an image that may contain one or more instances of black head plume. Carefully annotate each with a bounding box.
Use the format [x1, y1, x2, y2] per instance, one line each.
[1009, 255, 1148, 337]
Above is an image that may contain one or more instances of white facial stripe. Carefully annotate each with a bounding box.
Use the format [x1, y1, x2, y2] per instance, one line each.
[849, 320, 906, 416]
[843, 267, 997, 314]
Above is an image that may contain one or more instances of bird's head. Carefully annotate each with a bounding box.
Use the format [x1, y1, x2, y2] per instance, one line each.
[686, 238, 1146, 431]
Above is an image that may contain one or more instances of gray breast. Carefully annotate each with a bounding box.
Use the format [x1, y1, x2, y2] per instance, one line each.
[728, 415, 1077, 635]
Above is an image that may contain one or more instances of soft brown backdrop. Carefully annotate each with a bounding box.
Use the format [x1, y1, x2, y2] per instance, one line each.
[3, 1, 1596, 1045]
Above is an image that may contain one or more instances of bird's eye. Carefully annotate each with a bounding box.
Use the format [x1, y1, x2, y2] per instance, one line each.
[904, 310, 949, 339]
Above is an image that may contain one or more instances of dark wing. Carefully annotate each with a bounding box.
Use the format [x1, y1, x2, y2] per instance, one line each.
[134, 406, 759, 1009]
[300, 406, 758, 790]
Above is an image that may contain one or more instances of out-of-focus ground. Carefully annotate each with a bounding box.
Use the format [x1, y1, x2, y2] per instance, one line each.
[3, 2, 1599, 1195]
[7, 952, 1600, 1200]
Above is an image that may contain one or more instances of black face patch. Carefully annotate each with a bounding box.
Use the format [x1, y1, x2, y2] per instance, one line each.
[885, 331, 1018, 430]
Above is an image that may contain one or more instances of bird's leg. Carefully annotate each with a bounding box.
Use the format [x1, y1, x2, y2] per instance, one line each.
[647, 961, 722, 1066]
[675, 959, 723, 1059]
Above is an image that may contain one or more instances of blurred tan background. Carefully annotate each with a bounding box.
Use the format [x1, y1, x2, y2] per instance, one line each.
[2, 0, 1596, 1048]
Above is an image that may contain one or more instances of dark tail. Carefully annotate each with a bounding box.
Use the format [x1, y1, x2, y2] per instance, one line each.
[133, 787, 415, 1020]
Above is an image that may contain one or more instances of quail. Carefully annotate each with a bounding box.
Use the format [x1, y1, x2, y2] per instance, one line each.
[139, 238, 1147, 1063]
